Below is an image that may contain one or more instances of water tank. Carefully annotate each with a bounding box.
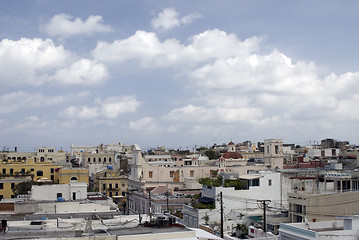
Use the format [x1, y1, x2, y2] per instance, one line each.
[107, 166, 113, 170]
[57, 197, 64, 202]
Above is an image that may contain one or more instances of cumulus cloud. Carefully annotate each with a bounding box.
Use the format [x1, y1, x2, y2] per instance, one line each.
[0, 38, 109, 86]
[151, 8, 202, 31]
[51, 59, 108, 86]
[96, 96, 143, 118]
[92, 29, 261, 67]
[60, 95, 142, 120]
[41, 14, 114, 39]
[129, 117, 160, 132]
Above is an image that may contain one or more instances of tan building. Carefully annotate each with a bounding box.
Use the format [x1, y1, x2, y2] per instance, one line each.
[58, 168, 89, 185]
[3, 147, 69, 164]
[96, 169, 127, 200]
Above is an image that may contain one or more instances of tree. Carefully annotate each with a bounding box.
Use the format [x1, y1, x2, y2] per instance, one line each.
[205, 150, 221, 160]
[202, 213, 210, 225]
[12, 181, 32, 196]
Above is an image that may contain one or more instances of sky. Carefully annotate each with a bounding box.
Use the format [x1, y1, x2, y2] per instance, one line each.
[1, 0, 359, 151]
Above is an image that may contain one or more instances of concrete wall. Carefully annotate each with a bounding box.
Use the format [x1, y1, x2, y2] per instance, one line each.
[203, 172, 282, 215]
[30, 183, 87, 201]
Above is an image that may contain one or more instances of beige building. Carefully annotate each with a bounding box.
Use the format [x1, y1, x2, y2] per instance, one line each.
[288, 171, 359, 222]
[2, 147, 70, 164]
[128, 144, 218, 190]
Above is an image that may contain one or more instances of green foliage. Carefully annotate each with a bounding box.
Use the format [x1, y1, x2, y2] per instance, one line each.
[196, 146, 208, 151]
[202, 213, 210, 225]
[190, 193, 215, 209]
[198, 177, 222, 188]
[223, 179, 248, 190]
[204, 150, 221, 160]
[12, 181, 32, 196]
[234, 223, 248, 238]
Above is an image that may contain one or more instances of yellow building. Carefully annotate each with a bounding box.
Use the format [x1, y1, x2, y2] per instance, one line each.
[0, 159, 60, 182]
[0, 159, 89, 199]
[0, 175, 32, 200]
[96, 169, 127, 200]
[58, 168, 89, 185]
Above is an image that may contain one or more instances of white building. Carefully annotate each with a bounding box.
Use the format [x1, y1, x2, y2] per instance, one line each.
[279, 216, 359, 240]
[30, 182, 87, 201]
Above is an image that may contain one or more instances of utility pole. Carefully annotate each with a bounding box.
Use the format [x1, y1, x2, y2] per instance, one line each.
[219, 191, 224, 239]
[147, 188, 152, 216]
[165, 190, 169, 213]
[257, 200, 271, 235]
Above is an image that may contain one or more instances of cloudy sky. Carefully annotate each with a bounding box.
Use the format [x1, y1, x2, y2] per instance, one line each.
[1, 0, 359, 151]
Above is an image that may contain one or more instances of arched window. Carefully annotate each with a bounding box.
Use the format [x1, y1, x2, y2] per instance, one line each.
[70, 176, 78, 181]
[98, 157, 101, 163]
[109, 157, 112, 163]
[104, 157, 106, 163]
[40, 157, 45, 162]
[93, 157, 96, 163]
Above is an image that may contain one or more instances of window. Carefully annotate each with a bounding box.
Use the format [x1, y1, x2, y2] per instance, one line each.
[11, 183, 15, 189]
[0, 195, 3, 201]
[122, 192, 126, 196]
[48, 149, 54, 153]
[109, 183, 112, 190]
[39, 149, 44, 153]
[275, 145, 279, 154]
[51, 168, 54, 173]
[10, 169, 13, 174]
[57, 193, 62, 198]
[116, 191, 118, 196]
[11, 195, 15, 198]
[93, 157, 96, 163]
[2, 169, 5, 174]
[40, 157, 45, 162]
[70, 176, 78, 181]
[0, 183, 3, 189]
[115, 183, 119, 189]
[88, 158, 90, 163]
[37, 170, 43, 176]
[21, 168, 25, 173]
[103, 183, 106, 191]
[122, 183, 126, 187]
[30, 168, 34, 172]
[170, 171, 174, 178]
[109, 157, 112, 163]
[149, 171, 153, 178]
[190, 170, 194, 177]
[268, 179, 272, 186]
[51, 175, 54, 181]
[109, 192, 112, 197]
[98, 157, 101, 163]
[104, 157, 106, 163]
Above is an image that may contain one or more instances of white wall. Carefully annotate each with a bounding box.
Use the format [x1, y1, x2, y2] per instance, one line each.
[30, 182, 87, 201]
[203, 172, 282, 215]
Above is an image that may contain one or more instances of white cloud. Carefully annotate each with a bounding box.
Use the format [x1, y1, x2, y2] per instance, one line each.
[60, 95, 142, 120]
[0, 38, 69, 86]
[0, 38, 109, 86]
[96, 96, 142, 118]
[41, 14, 114, 39]
[151, 8, 179, 31]
[0, 91, 90, 114]
[129, 117, 160, 132]
[52, 59, 108, 86]
[151, 8, 202, 31]
[92, 29, 261, 68]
